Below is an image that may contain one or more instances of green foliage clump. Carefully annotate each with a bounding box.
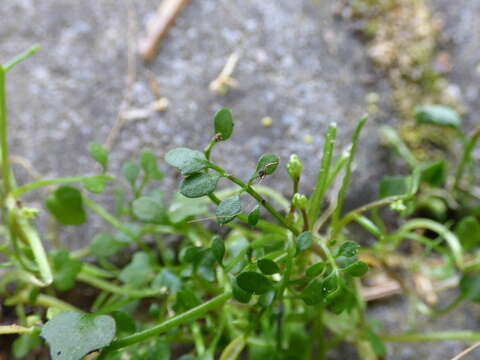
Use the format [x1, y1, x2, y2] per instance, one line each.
[1, 48, 479, 360]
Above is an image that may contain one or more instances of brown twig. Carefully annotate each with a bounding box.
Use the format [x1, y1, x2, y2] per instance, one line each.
[139, 0, 190, 62]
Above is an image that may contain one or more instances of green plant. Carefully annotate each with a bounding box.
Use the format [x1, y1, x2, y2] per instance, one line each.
[1, 48, 479, 360]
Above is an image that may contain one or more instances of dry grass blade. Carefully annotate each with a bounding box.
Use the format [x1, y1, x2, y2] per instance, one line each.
[139, 0, 190, 62]
[450, 342, 480, 360]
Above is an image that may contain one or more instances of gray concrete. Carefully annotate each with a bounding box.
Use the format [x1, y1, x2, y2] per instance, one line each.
[1, 1, 479, 359]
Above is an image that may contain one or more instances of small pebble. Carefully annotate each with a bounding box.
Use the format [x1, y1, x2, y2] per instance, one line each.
[261, 116, 273, 127]
[303, 134, 313, 144]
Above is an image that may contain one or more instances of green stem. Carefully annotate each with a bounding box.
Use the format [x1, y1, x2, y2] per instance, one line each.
[77, 272, 161, 298]
[2, 45, 40, 72]
[0, 325, 34, 334]
[83, 197, 133, 236]
[98, 291, 232, 355]
[381, 331, 480, 343]
[208, 163, 298, 235]
[0, 67, 11, 194]
[308, 123, 337, 226]
[11, 175, 112, 197]
[16, 216, 53, 286]
[399, 218, 463, 269]
[331, 117, 367, 237]
[204, 137, 218, 161]
[454, 126, 480, 190]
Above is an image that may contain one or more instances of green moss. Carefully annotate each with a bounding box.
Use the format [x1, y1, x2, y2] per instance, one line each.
[350, 0, 461, 159]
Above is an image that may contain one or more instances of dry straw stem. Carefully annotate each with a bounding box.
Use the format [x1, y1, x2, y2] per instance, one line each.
[450, 342, 480, 360]
[209, 52, 240, 95]
[139, 0, 190, 62]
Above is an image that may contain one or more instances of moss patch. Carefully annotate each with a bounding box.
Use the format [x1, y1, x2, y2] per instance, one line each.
[348, 0, 461, 160]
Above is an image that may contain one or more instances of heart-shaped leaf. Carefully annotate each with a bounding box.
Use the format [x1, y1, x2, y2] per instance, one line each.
[216, 196, 242, 224]
[41, 312, 116, 360]
[46, 186, 86, 226]
[180, 173, 220, 198]
[214, 108, 234, 141]
[165, 148, 208, 176]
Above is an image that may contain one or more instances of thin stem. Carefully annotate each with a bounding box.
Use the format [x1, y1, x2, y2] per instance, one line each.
[308, 123, 337, 226]
[381, 331, 480, 343]
[16, 216, 53, 286]
[77, 272, 161, 298]
[83, 197, 133, 236]
[208, 163, 298, 235]
[0, 67, 11, 194]
[0, 325, 34, 335]
[454, 126, 480, 190]
[204, 137, 218, 161]
[2, 45, 40, 72]
[98, 291, 232, 355]
[381, 126, 418, 168]
[331, 117, 367, 237]
[11, 175, 113, 198]
[399, 218, 463, 269]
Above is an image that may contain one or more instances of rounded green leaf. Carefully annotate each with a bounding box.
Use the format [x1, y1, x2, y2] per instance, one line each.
[341, 261, 369, 277]
[88, 142, 108, 171]
[379, 176, 409, 199]
[90, 233, 126, 258]
[180, 173, 220, 198]
[81, 176, 107, 194]
[152, 268, 182, 293]
[165, 148, 208, 175]
[46, 186, 86, 226]
[216, 195, 242, 224]
[257, 258, 280, 275]
[111, 311, 136, 335]
[459, 273, 480, 302]
[258, 290, 276, 308]
[211, 236, 225, 264]
[122, 160, 140, 187]
[41, 312, 116, 360]
[52, 250, 82, 291]
[455, 216, 480, 250]
[232, 279, 252, 303]
[415, 105, 461, 129]
[336, 241, 360, 258]
[140, 151, 164, 180]
[214, 108, 234, 141]
[301, 279, 323, 305]
[237, 271, 272, 295]
[132, 196, 167, 224]
[253, 154, 280, 178]
[306, 262, 325, 277]
[296, 231, 312, 254]
[247, 205, 260, 226]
